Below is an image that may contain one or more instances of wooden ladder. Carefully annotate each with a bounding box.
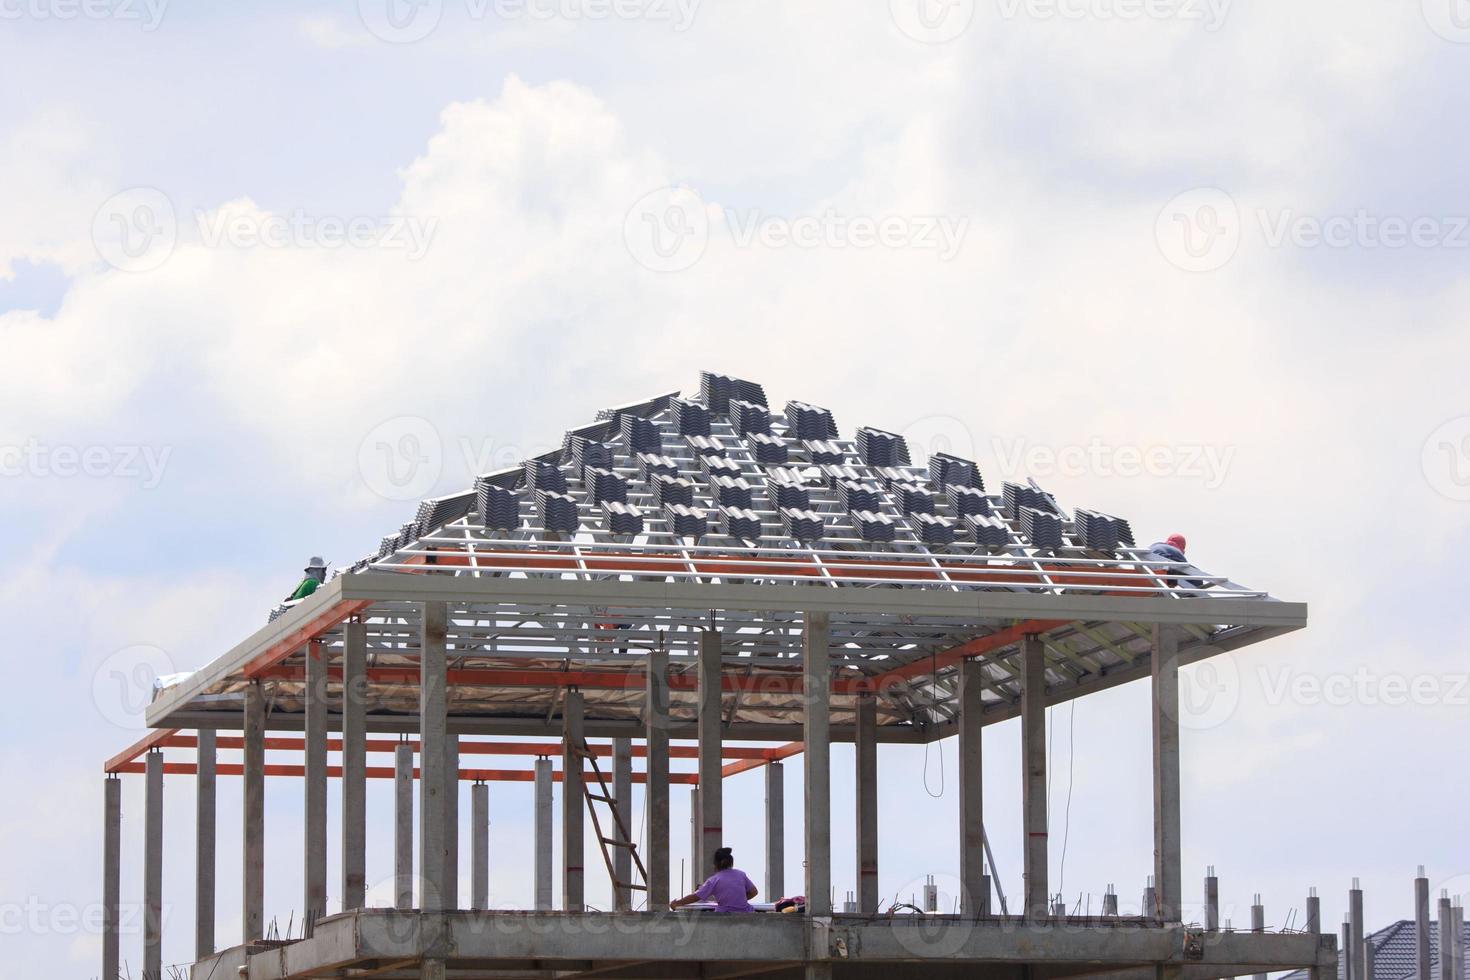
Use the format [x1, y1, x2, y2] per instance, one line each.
[576, 740, 649, 908]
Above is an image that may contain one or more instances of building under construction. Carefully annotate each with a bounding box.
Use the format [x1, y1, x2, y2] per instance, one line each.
[99, 371, 1337, 980]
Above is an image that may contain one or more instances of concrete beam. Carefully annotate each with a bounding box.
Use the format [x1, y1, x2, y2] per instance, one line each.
[1151, 626, 1182, 923]
[613, 738, 633, 910]
[103, 776, 120, 980]
[959, 658, 985, 916]
[855, 694, 879, 914]
[698, 628, 723, 872]
[471, 782, 489, 909]
[243, 679, 265, 941]
[304, 640, 328, 931]
[535, 757, 554, 910]
[804, 610, 832, 916]
[395, 741, 414, 909]
[196, 728, 216, 959]
[765, 761, 785, 901]
[645, 641, 671, 909]
[1021, 634, 1048, 919]
[419, 601, 450, 911]
[563, 689, 586, 911]
[341, 620, 368, 911]
[144, 750, 163, 980]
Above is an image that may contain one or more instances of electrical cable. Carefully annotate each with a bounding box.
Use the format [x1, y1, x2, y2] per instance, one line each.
[1058, 699, 1077, 895]
[922, 652, 944, 798]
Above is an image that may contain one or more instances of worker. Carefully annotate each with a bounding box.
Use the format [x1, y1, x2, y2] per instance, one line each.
[1146, 534, 1205, 591]
[670, 847, 758, 913]
[285, 556, 329, 602]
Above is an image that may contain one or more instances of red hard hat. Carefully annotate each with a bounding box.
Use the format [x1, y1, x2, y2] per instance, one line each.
[1166, 533, 1187, 551]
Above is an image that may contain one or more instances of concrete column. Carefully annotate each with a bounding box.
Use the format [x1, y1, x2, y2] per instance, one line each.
[958, 658, 985, 916]
[195, 729, 216, 959]
[1342, 920, 1354, 980]
[698, 628, 723, 871]
[613, 737, 633, 910]
[765, 761, 785, 900]
[422, 959, 446, 980]
[1151, 625, 1183, 923]
[445, 735, 459, 909]
[1143, 876, 1156, 921]
[1439, 895, 1454, 980]
[1365, 939, 1376, 980]
[242, 679, 265, 941]
[1020, 634, 1048, 919]
[855, 694, 879, 914]
[395, 741, 414, 908]
[304, 640, 328, 931]
[471, 782, 489, 909]
[1416, 869, 1431, 980]
[341, 621, 368, 911]
[103, 776, 121, 980]
[144, 751, 163, 980]
[804, 610, 832, 915]
[644, 640, 670, 909]
[1307, 889, 1328, 980]
[534, 758, 554, 910]
[1205, 867, 1219, 931]
[689, 786, 701, 884]
[563, 689, 586, 911]
[1252, 896, 1266, 980]
[1103, 886, 1119, 917]
[419, 601, 450, 911]
[1350, 881, 1366, 980]
[1453, 903, 1465, 980]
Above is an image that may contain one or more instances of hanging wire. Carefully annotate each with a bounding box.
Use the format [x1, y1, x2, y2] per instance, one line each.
[1058, 699, 1077, 894]
[922, 652, 945, 798]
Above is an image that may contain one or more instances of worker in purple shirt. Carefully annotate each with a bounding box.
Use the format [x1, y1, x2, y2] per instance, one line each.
[670, 847, 758, 912]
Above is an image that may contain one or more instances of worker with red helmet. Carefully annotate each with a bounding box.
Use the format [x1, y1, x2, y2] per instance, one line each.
[1147, 534, 1203, 591]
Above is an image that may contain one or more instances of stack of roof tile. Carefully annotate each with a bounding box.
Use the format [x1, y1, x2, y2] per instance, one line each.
[700, 371, 767, 413]
[719, 505, 762, 540]
[1003, 482, 1058, 520]
[535, 489, 579, 533]
[856, 427, 911, 467]
[671, 397, 711, 436]
[1074, 509, 1135, 551]
[601, 500, 644, 535]
[709, 474, 754, 509]
[910, 512, 956, 546]
[946, 485, 991, 519]
[747, 431, 788, 464]
[651, 473, 696, 508]
[621, 415, 662, 456]
[784, 400, 838, 440]
[1021, 507, 1064, 550]
[475, 479, 521, 532]
[929, 452, 982, 491]
[584, 467, 628, 506]
[730, 399, 771, 437]
[780, 506, 824, 542]
[766, 478, 811, 511]
[837, 479, 882, 513]
[965, 513, 1010, 549]
[803, 439, 845, 464]
[524, 459, 567, 494]
[570, 436, 614, 477]
[637, 452, 680, 483]
[891, 482, 935, 515]
[664, 502, 708, 538]
[851, 509, 897, 542]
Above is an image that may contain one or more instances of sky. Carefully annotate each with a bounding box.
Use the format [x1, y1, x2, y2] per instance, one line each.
[1, 0, 1469, 976]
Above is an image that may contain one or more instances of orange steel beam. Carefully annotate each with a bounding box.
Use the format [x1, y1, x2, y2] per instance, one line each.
[719, 741, 806, 778]
[103, 727, 180, 774]
[112, 762, 700, 784]
[153, 734, 772, 761]
[240, 597, 374, 679]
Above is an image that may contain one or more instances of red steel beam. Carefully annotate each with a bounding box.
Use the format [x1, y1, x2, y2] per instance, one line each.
[865, 619, 1069, 688]
[240, 597, 374, 679]
[719, 741, 805, 778]
[253, 664, 873, 696]
[153, 734, 772, 761]
[112, 762, 700, 784]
